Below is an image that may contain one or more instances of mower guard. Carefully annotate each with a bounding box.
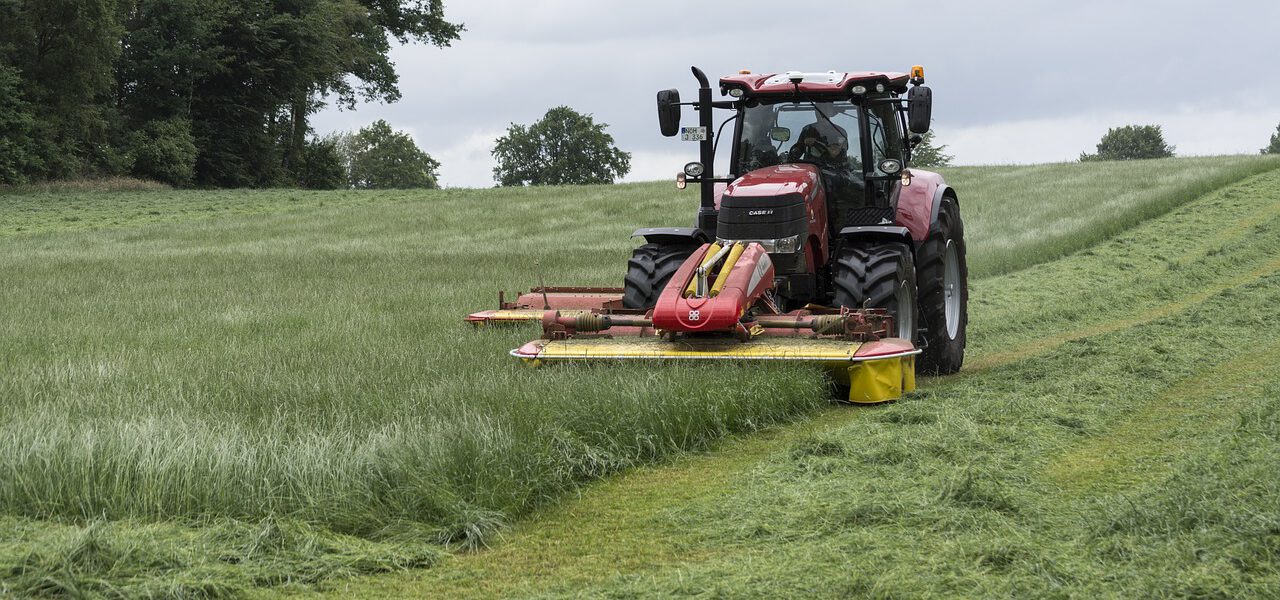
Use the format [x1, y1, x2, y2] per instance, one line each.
[512, 335, 918, 404]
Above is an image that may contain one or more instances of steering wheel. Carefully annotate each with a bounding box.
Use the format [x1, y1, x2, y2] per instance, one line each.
[803, 137, 831, 160]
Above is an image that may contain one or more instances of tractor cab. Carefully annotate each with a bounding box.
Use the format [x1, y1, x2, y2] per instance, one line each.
[653, 69, 934, 307]
[724, 73, 917, 233]
[657, 68, 930, 236]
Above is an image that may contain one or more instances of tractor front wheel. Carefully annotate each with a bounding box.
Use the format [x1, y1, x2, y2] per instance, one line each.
[832, 242, 918, 341]
[622, 242, 697, 309]
[915, 198, 968, 374]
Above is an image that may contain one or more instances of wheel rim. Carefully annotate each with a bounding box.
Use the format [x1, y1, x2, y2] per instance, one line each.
[897, 278, 916, 339]
[943, 239, 961, 339]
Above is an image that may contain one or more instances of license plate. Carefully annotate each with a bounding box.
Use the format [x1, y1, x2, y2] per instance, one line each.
[681, 126, 708, 141]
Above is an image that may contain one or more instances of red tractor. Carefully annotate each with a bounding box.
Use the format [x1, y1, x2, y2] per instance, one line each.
[630, 66, 967, 374]
[468, 66, 967, 401]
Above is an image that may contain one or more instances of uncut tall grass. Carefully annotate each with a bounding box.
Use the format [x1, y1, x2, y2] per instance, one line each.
[0, 183, 827, 542]
[943, 154, 1280, 276]
[0, 155, 1276, 541]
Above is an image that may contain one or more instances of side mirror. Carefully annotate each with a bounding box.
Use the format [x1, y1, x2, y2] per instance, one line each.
[657, 89, 681, 137]
[907, 85, 932, 134]
[769, 127, 791, 142]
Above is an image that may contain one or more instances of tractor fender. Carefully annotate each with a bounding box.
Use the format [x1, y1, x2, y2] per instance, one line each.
[895, 169, 951, 242]
[930, 184, 958, 223]
[631, 227, 710, 245]
[836, 225, 914, 247]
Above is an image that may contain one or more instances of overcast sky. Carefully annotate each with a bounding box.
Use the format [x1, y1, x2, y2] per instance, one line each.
[311, 0, 1280, 188]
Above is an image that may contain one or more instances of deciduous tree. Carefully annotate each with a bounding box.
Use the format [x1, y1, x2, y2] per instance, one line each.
[347, 120, 440, 189]
[1262, 122, 1280, 155]
[0, 64, 37, 184]
[1080, 125, 1175, 161]
[0, 0, 123, 179]
[909, 131, 953, 168]
[1, 0, 461, 187]
[492, 106, 631, 186]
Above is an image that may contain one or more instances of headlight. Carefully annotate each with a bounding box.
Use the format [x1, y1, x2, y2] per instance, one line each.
[727, 87, 745, 98]
[683, 162, 705, 177]
[878, 158, 903, 175]
[773, 234, 801, 253]
[717, 234, 803, 254]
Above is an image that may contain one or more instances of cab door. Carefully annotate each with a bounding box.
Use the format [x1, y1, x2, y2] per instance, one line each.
[866, 101, 904, 213]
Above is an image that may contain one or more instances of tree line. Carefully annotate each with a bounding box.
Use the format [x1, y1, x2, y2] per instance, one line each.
[0, 0, 460, 187]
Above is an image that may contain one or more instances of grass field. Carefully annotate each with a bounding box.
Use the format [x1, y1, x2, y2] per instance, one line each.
[323, 162, 1280, 598]
[1, 155, 1278, 596]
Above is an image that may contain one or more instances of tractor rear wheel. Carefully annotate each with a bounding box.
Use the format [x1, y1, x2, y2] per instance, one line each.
[832, 242, 918, 340]
[622, 242, 697, 309]
[915, 198, 968, 374]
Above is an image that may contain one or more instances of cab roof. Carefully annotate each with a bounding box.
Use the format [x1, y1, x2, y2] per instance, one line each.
[719, 71, 910, 97]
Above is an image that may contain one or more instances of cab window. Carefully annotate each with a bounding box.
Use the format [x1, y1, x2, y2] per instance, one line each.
[867, 99, 903, 176]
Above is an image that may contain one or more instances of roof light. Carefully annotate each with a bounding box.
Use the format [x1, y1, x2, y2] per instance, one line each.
[850, 85, 867, 95]
[727, 87, 744, 98]
[875, 83, 885, 93]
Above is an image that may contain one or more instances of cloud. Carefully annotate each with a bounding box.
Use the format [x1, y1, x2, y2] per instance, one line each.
[309, 0, 1280, 187]
[426, 129, 504, 188]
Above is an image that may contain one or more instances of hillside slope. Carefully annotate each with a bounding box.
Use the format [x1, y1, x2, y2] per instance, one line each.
[319, 168, 1280, 598]
[0, 156, 1277, 596]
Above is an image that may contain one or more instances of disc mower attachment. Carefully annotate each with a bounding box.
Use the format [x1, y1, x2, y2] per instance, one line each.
[466, 287, 625, 326]
[465, 242, 919, 403]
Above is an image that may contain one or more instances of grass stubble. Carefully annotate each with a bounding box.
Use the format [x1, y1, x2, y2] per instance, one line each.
[0, 155, 1278, 596]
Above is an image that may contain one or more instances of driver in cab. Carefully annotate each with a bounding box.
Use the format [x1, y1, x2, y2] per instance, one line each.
[786, 107, 863, 228]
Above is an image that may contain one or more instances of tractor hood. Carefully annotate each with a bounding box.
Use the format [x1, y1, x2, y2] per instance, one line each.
[719, 164, 821, 209]
[716, 164, 821, 244]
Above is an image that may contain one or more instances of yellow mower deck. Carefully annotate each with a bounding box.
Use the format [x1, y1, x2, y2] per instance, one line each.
[513, 336, 918, 403]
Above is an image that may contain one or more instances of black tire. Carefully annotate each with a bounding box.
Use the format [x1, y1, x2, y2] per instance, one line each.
[832, 242, 918, 341]
[622, 242, 697, 309]
[915, 198, 968, 375]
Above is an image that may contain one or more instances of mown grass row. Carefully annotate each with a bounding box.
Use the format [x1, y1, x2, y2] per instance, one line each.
[583, 172, 1280, 597]
[0, 156, 1276, 595]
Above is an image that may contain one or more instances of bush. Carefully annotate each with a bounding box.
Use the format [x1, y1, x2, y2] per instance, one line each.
[295, 139, 347, 190]
[126, 118, 197, 187]
[1080, 125, 1175, 162]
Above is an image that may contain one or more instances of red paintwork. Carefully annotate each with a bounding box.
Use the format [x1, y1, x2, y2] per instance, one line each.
[719, 71, 911, 96]
[651, 243, 775, 333]
[719, 164, 831, 268]
[712, 182, 728, 208]
[895, 168, 947, 241]
[723, 164, 819, 200]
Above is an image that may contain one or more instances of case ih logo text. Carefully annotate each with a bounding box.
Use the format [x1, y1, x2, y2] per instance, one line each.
[748, 210, 774, 216]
